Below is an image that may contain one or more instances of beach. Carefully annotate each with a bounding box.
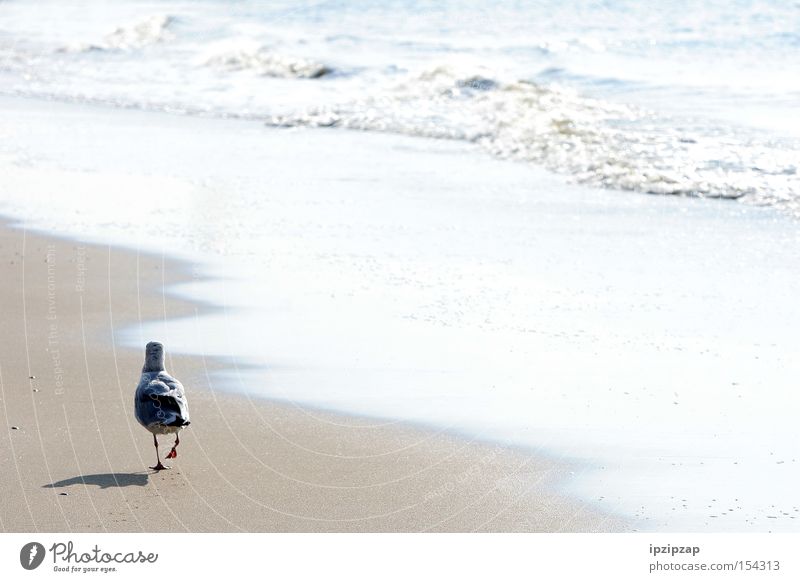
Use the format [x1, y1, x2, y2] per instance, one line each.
[1, 0, 800, 534]
[0, 217, 623, 532]
[0, 91, 799, 532]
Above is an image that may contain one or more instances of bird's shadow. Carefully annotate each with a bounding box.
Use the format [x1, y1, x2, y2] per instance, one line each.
[43, 473, 149, 490]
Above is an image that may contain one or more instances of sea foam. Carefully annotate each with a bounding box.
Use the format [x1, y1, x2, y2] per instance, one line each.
[268, 65, 799, 209]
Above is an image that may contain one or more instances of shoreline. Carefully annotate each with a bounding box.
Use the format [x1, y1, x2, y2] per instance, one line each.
[0, 217, 627, 532]
[3, 91, 800, 531]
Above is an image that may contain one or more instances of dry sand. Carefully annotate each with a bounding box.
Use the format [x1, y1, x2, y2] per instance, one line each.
[0, 218, 626, 532]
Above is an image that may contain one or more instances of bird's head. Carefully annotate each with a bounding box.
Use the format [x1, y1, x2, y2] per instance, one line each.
[143, 341, 166, 372]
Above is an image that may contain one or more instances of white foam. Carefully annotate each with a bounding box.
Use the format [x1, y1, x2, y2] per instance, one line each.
[203, 42, 332, 79]
[54, 14, 175, 53]
[1, 2, 798, 215]
[103, 14, 176, 50]
[268, 65, 800, 210]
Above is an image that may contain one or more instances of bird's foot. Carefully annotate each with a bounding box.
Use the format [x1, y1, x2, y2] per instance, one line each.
[150, 463, 171, 471]
[166, 448, 177, 459]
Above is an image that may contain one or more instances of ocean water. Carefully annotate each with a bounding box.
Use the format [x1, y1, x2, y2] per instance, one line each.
[2, 1, 800, 532]
[1, 0, 799, 209]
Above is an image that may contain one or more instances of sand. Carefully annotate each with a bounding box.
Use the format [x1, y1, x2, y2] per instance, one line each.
[0, 218, 626, 532]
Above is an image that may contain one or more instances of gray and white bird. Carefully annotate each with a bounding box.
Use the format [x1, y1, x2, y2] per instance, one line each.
[134, 341, 190, 471]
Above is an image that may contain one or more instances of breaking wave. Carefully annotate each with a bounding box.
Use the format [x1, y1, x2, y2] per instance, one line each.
[267, 66, 799, 209]
[204, 45, 332, 79]
[59, 14, 176, 52]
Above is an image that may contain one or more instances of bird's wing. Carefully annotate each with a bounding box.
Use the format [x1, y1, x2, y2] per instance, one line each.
[158, 372, 190, 424]
[157, 372, 186, 397]
[135, 374, 190, 427]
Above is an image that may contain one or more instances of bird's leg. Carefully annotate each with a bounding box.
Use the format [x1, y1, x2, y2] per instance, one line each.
[150, 434, 170, 471]
[166, 433, 180, 459]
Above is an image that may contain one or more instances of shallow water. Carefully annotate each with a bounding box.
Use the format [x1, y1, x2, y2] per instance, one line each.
[1, 0, 798, 209]
[2, 97, 800, 530]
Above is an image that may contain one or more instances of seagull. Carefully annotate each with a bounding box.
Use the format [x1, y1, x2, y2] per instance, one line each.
[134, 341, 190, 471]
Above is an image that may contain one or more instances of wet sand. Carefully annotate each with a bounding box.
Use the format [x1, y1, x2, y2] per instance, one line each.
[0, 219, 626, 532]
